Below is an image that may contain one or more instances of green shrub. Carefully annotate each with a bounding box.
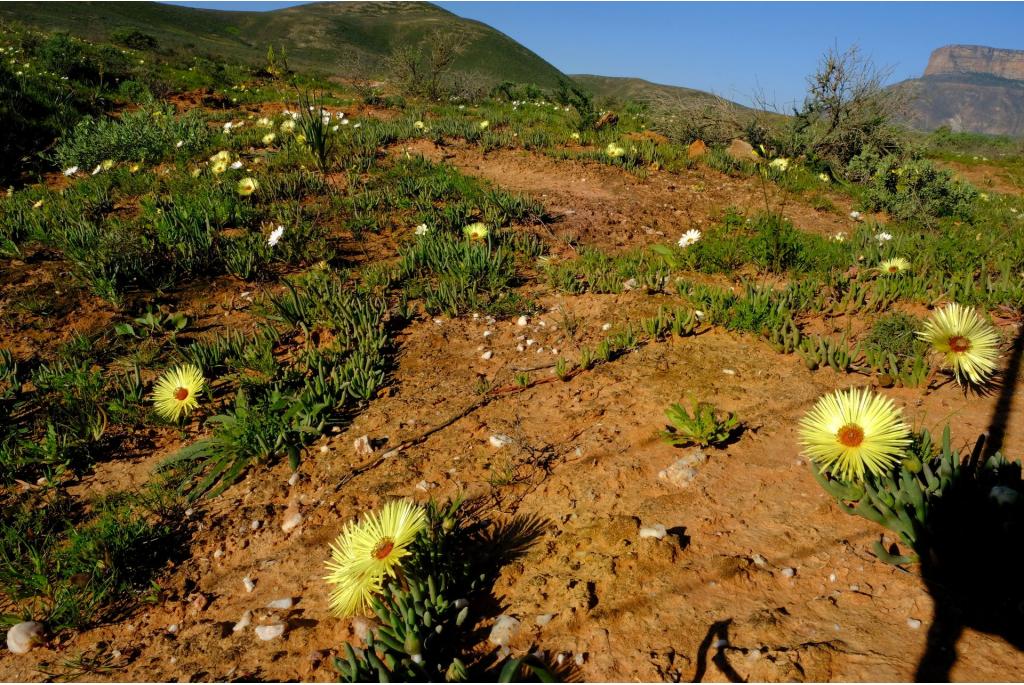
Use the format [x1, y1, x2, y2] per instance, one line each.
[54, 108, 211, 169]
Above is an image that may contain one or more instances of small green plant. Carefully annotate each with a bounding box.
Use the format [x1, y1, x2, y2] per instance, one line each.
[662, 400, 741, 448]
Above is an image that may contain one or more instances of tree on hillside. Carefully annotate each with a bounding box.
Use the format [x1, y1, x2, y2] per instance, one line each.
[793, 45, 906, 174]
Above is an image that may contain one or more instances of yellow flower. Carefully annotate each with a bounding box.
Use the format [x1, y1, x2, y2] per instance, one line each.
[296, 133, 307, 145]
[479, 120, 489, 130]
[151, 363, 205, 423]
[818, 172, 830, 183]
[571, 132, 581, 140]
[261, 133, 276, 145]
[918, 303, 1000, 386]
[101, 159, 114, 171]
[257, 116, 273, 128]
[463, 222, 489, 241]
[769, 157, 789, 172]
[211, 159, 228, 175]
[209, 150, 231, 165]
[606, 143, 625, 158]
[798, 387, 911, 482]
[237, 177, 258, 196]
[129, 163, 141, 173]
[413, 120, 425, 130]
[324, 499, 426, 617]
[280, 119, 296, 134]
[32, 199, 44, 209]
[879, 257, 910, 274]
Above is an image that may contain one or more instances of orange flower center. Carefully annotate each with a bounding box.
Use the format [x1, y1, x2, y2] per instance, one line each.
[837, 423, 865, 448]
[174, 387, 190, 401]
[948, 336, 971, 353]
[888, 266, 899, 273]
[372, 538, 395, 560]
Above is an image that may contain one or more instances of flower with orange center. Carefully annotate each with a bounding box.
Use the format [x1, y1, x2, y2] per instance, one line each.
[798, 387, 911, 481]
[918, 303, 1001, 386]
[324, 499, 426, 617]
[879, 257, 910, 275]
[151, 363, 205, 423]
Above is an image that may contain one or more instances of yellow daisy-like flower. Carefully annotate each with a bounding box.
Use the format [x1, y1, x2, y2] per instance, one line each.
[257, 116, 273, 128]
[879, 257, 910, 275]
[151, 363, 205, 423]
[571, 132, 581, 140]
[413, 120, 425, 130]
[280, 119, 296, 134]
[209, 150, 231, 165]
[261, 133, 276, 145]
[918, 303, 1001, 386]
[210, 159, 228, 175]
[818, 172, 830, 183]
[479, 120, 489, 130]
[463, 222, 489, 241]
[798, 387, 911, 482]
[237, 177, 258, 196]
[606, 142, 625, 158]
[323, 499, 426, 617]
[769, 157, 790, 172]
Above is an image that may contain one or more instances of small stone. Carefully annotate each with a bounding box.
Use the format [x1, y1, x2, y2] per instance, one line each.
[233, 610, 252, 633]
[658, 449, 708, 488]
[828, 573, 837, 583]
[622, 278, 638, 291]
[481, 350, 493, 360]
[601, 323, 612, 331]
[288, 472, 300, 486]
[250, 519, 262, 531]
[415, 480, 437, 492]
[167, 623, 179, 634]
[214, 549, 225, 559]
[517, 316, 529, 326]
[353, 436, 373, 458]
[352, 616, 378, 643]
[850, 584, 860, 592]
[266, 598, 294, 610]
[752, 554, 767, 567]
[639, 524, 667, 540]
[526, 339, 536, 347]
[574, 653, 587, 666]
[907, 618, 922, 630]
[990, 485, 1020, 506]
[483, 330, 492, 338]
[243, 576, 256, 593]
[780, 567, 796, 578]
[255, 623, 286, 641]
[489, 434, 514, 448]
[281, 510, 303, 534]
[488, 615, 520, 647]
[319, 444, 329, 454]
[556, 653, 567, 666]
[722, 368, 737, 376]
[6, 621, 45, 654]
[536, 613, 555, 627]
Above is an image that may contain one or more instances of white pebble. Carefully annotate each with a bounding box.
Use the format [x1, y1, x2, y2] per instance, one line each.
[483, 330, 492, 338]
[489, 434, 514, 448]
[319, 444, 329, 454]
[353, 435, 373, 458]
[233, 610, 252, 633]
[780, 567, 796, 578]
[255, 623, 286, 641]
[722, 368, 737, 376]
[526, 339, 535, 346]
[638, 524, 667, 540]
[601, 323, 612, 331]
[907, 618, 922, 630]
[481, 350, 493, 360]
[6, 621, 45, 654]
[574, 653, 586, 666]
[535, 613, 555, 626]
[266, 598, 294, 610]
[828, 573, 837, 583]
[281, 511, 303, 534]
[288, 472, 300, 486]
[242, 576, 256, 593]
[213, 549, 225, 559]
[488, 615, 520, 647]
[167, 623, 179, 634]
[516, 315, 529, 326]
[250, 519, 262, 531]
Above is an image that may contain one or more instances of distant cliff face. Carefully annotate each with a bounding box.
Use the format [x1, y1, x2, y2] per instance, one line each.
[897, 44, 1024, 136]
[924, 45, 1024, 81]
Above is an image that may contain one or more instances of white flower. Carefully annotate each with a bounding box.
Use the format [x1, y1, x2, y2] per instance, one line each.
[62, 166, 78, 177]
[414, 223, 429, 236]
[677, 229, 702, 248]
[331, 125, 339, 132]
[175, 140, 184, 148]
[876, 232, 893, 243]
[850, 211, 862, 220]
[91, 164, 103, 175]
[769, 157, 790, 172]
[341, 118, 349, 125]
[353, 123, 361, 128]
[267, 225, 284, 247]
[230, 161, 243, 170]
[223, 122, 233, 132]
[831, 232, 846, 242]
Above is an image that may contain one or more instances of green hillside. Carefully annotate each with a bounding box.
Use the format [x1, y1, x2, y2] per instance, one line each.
[0, 1, 568, 87]
[572, 74, 750, 110]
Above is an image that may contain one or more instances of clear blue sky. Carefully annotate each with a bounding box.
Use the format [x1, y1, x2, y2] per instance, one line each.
[163, 1, 1024, 110]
